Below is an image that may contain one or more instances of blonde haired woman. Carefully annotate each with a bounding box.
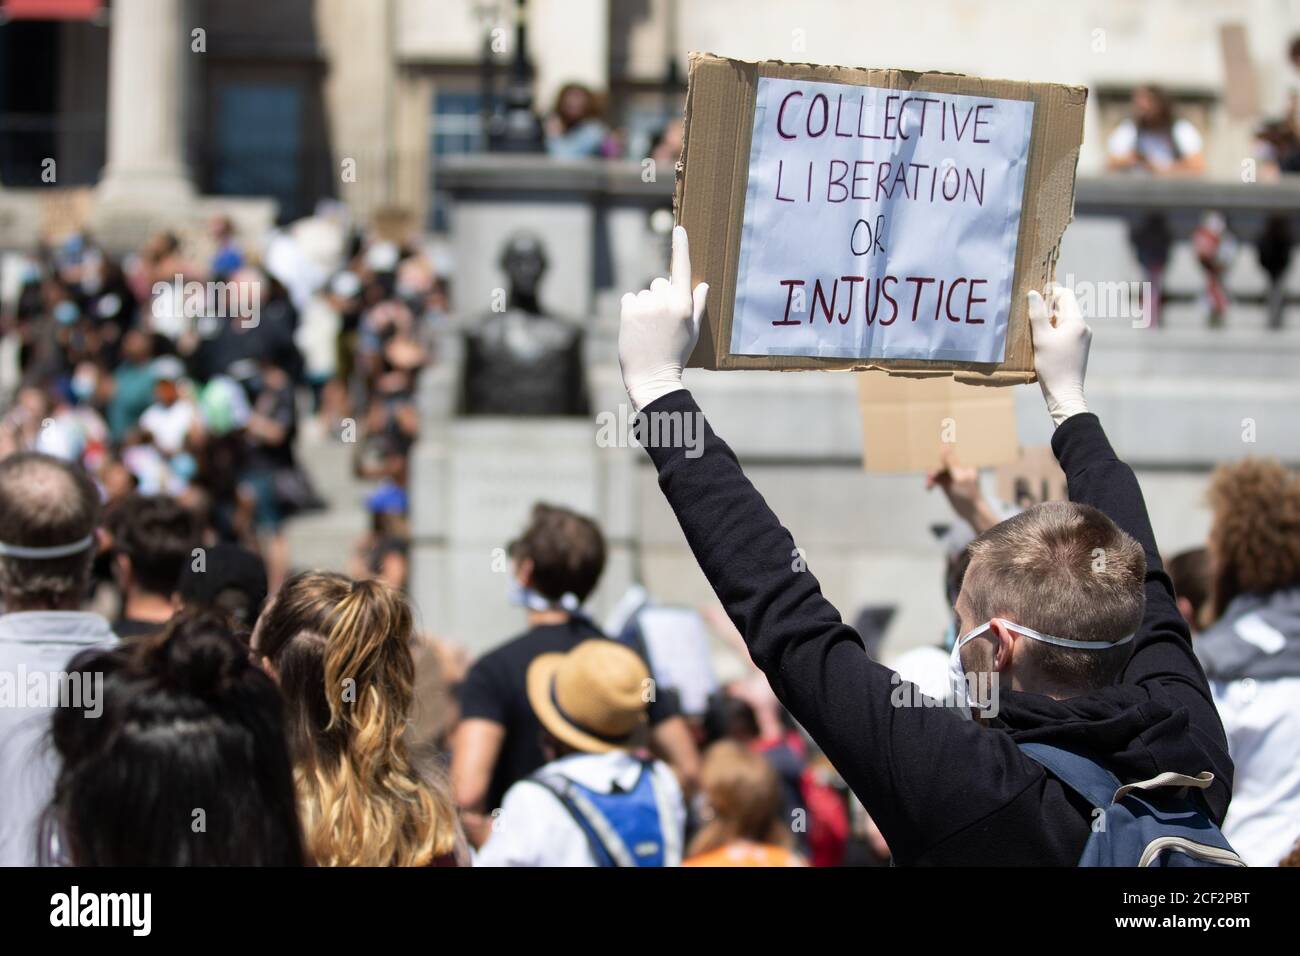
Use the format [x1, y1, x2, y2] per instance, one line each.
[684, 741, 805, 867]
[253, 571, 466, 866]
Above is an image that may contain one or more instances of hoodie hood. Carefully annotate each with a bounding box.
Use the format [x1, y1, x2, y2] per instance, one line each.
[992, 684, 1233, 821]
[1197, 586, 1300, 682]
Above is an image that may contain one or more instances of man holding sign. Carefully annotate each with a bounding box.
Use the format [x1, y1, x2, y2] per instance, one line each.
[617, 228, 1235, 866]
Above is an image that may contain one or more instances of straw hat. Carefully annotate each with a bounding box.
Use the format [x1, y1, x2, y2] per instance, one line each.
[526, 640, 651, 754]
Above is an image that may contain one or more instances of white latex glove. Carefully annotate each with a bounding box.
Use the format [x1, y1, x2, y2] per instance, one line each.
[619, 226, 709, 412]
[1027, 283, 1091, 427]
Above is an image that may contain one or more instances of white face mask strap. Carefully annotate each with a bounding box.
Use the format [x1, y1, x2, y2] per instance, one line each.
[955, 621, 992, 648]
[0, 535, 95, 560]
[997, 619, 1135, 651]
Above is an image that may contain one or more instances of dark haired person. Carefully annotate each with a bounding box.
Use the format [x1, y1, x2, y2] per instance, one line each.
[1167, 546, 1211, 634]
[1253, 41, 1300, 182]
[1105, 85, 1205, 177]
[544, 82, 612, 158]
[0, 452, 116, 866]
[175, 542, 268, 633]
[44, 610, 304, 865]
[109, 494, 197, 639]
[1196, 459, 1300, 865]
[451, 503, 699, 846]
[1104, 85, 1217, 326]
[614, 229, 1232, 865]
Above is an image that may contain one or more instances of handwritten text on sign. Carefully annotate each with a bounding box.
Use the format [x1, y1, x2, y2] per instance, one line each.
[730, 77, 1034, 363]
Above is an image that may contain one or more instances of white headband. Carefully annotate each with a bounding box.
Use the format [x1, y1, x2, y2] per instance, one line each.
[0, 535, 95, 560]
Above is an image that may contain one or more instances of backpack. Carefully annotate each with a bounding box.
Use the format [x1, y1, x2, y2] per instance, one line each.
[528, 760, 681, 867]
[1018, 742, 1246, 867]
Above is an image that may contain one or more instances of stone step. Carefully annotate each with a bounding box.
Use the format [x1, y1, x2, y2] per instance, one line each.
[284, 428, 377, 575]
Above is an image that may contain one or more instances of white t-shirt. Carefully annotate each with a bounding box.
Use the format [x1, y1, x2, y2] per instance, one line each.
[296, 295, 341, 381]
[475, 751, 685, 867]
[887, 644, 952, 702]
[139, 400, 196, 456]
[1212, 675, 1300, 866]
[1107, 118, 1203, 168]
[147, 283, 189, 341]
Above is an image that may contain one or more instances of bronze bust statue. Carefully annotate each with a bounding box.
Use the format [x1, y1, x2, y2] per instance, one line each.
[462, 232, 588, 416]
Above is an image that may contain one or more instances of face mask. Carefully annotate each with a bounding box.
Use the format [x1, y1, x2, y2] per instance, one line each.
[71, 374, 96, 402]
[53, 301, 80, 326]
[170, 451, 198, 481]
[96, 293, 123, 320]
[948, 618, 1135, 716]
[506, 578, 549, 611]
[506, 578, 580, 613]
[942, 617, 959, 652]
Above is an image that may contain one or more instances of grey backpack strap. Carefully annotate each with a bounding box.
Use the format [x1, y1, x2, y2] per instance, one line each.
[1017, 742, 1123, 810]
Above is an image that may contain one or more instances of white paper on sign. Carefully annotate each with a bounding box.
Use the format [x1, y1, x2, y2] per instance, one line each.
[730, 77, 1035, 363]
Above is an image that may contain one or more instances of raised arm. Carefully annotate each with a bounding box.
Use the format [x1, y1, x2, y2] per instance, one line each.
[1028, 287, 1229, 780]
[619, 229, 1046, 863]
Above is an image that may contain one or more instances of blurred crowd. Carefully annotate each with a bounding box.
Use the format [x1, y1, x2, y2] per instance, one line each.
[0, 209, 446, 598]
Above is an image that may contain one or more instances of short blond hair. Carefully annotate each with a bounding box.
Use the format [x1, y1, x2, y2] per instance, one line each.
[964, 501, 1145, 690]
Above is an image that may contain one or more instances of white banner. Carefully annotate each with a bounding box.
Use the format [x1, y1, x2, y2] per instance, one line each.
[730, 77, 1035, 363]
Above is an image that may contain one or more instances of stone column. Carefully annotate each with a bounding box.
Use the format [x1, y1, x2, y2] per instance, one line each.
[97, 0, 193, 203]
[393, 70, 434, 228]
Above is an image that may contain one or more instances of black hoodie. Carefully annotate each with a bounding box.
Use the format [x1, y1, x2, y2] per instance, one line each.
[641, 391, 1232, 866]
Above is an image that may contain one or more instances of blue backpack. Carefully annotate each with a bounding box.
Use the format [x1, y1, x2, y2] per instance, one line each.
[528, 761, 682, 867]
[1018, 742, 1246, 867]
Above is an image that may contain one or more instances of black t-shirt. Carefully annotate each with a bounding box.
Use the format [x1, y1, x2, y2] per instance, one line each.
[244, 381, 297, 472]
[457, 615, 679, 811]
[112, 617, 166, 640]
[189, 303, 302, 384]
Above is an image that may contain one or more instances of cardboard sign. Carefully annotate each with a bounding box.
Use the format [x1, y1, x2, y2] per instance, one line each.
[1219, 24, 1259, 120]
[994, 445, 1068, 508]
[857, 373, 1019, 473]
[678, 54, 1087, 384]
